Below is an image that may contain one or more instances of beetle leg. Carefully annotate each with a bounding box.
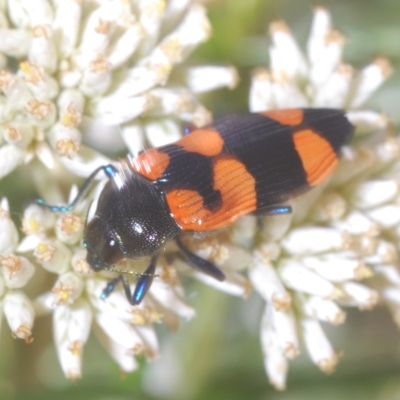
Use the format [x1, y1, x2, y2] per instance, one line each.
[263, 205, 292, 215]
[175, 237, 225, 281]
[254, 205, 292, 229]
[130, 253, 159, 305]
[36, 164, 118, 212]
[99, 253, 159, 305]
[253, 205, 292, 216]
[100, 275, 124, 300]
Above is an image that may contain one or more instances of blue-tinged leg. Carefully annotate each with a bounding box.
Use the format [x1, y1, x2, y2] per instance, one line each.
[253, 205, 292, 216]
[254, 205, 292, 229]
[100, 253, 159, 305]
[130, 253, 159, 305]
[100, 275, 123, 300]
[36, 164, 118, 212]
[263, 205, 292, 215]
[175, 236, 225, 281]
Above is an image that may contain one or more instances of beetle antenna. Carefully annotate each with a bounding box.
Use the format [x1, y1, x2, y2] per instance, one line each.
[36, 164, 118, 212]
[103, 267, 159, 279]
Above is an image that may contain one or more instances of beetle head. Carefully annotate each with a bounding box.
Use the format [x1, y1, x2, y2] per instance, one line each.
[83, 216, 125, 271]
[83, 171, 180, 272]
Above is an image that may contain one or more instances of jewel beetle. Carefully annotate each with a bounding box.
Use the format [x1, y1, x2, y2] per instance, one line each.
[37, 108, 354, 305]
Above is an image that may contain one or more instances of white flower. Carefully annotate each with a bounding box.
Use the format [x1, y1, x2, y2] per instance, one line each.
[145, 7, 397, 393]
[243, 7, 396, 390]
[0, 0, 238, 181]
[0, 0, 239, 380]
[19, 186, 197, 379]
[0, 198, 35, 343]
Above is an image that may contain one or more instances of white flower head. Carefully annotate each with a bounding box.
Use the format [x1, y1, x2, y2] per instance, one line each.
[18, 170, 201, 378]
[0, 0, 239, 380]
[244, 7, 396, 390]
[0, 198, 35, 343]
[0, 0, 238, 179]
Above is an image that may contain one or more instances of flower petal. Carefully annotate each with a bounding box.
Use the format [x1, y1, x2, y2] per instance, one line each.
[4, 290, 35, 342]
[53, 299, 92, 380]
[349, 57, 392, 109]
[300, 317, 338, 374]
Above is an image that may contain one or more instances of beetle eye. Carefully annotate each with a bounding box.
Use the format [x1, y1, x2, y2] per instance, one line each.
[84, 217, 126, 270]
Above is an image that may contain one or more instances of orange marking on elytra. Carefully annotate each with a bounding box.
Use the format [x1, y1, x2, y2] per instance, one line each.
[263, 109, 304, 126]
[177, 128, 224, 156]
[166, 155, 257, 231]
[130, 149, 170, 181]
[293, 129, 338, 186]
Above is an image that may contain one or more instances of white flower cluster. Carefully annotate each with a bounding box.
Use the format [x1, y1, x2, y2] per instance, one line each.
[245, 7, 395, 389]
[0, 0, 238, 180]
[0, 0, 238, 381]
[17, 192, 197, 379]
[0, 198, 35, 343]
[148, 7, 398, 393]
[0, 1, 398, 392]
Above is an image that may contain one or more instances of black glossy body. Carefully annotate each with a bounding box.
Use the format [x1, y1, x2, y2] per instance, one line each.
[84, 167, 181, 271]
